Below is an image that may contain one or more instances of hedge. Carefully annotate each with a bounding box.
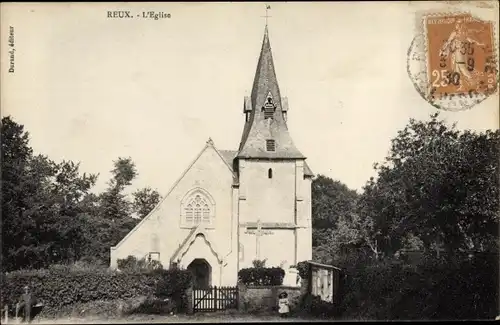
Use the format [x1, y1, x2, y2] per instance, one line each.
[339, 254, 498, 320]
[0, 265, 192, 315]
[296, 261, 310, 280]
[238, 267, 285, 286]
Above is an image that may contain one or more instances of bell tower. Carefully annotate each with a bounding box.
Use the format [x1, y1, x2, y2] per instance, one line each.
[235, 26, 313, 268]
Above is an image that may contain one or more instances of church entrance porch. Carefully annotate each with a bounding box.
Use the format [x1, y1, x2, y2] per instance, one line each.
[188, 258, 212, 289]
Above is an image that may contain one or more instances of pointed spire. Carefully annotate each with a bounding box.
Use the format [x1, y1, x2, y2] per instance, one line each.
[237, 26, 305, 159]
[250, 25, 280, 110]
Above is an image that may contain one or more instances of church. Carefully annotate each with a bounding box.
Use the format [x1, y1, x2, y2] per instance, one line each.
[110, 26, 314, 287]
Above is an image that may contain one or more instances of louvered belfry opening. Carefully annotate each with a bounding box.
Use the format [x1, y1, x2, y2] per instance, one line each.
[266, 139, 276, 152]
[263, 96, 276, 120]
[237, 25, 306, 160]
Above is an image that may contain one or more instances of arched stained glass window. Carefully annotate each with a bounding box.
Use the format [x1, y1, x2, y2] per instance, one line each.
[183, 193, 213, 226]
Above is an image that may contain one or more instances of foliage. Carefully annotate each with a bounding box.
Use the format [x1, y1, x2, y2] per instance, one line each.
[1, 116, 99, 271]
[310, 114, 499, 320]
[132, 187, 162, 219]
[359, 113, 499, 259]
[296, 261, 310, 280]
[238, 267, 285, 286]
[128, 296, 177, 315]
[154, 268, 193, 312]
[251, 259, 267, 268]
[110, 157, 137, 189]
[311, 175, 360, 264]
[27, 297, 148, 319]
[339, 254, 498, 320]
[117, 255, 163, 272]
[99, 157, 138, 221]
[0, 267, 192, 314]
[300, 294, 339, 318]
[1, 116, 154, 270]
[312, 175, 359, 246]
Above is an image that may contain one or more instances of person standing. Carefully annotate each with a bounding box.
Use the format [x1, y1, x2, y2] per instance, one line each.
[278, 291, 290, 318]
[16, 285, 38, 323]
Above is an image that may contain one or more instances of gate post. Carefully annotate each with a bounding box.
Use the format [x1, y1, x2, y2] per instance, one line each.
[186, 285, 194, 315]
[213, 286, 217, 312]
[237, 283, 247, 312]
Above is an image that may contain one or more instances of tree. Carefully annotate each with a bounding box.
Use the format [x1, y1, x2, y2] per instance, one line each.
[111, 157, 137, 189]
[1, 116, 99, 270]
[360, 113, 499, 260]
[88, 157, 140, 262]
[99, 157, 137, 220]
[132, 187, 162, 219]
[311, 175, 359, 248]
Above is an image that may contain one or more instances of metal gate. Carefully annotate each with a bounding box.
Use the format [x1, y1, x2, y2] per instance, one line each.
[193, 286, 238, 313]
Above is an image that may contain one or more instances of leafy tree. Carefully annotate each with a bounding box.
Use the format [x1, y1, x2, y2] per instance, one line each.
[1, 116, 98, 270]
[132, 187, 162, 219]
[99, 157, 137, 221]
[311, 175, 359, 248]
[87, 157, 140, 262]
[111, 157, 137, 189]
[360, 113, 499, 261]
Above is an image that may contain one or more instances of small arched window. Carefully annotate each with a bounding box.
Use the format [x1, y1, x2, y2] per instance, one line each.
[268, 168, 273, 179]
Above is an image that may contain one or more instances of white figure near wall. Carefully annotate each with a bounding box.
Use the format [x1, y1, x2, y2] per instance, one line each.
[283, 267, 300, 287]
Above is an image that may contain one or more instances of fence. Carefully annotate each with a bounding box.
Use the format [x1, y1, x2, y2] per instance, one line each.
[192, 286, 238, 313]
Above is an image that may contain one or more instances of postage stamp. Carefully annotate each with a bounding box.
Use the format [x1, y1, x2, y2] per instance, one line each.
[407, 12, 498, 111]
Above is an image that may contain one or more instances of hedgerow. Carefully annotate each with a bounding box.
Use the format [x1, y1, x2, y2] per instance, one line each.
[339, 254, 498, 320]
[0, 264, 192, 314]
[238, 267, 285, 286]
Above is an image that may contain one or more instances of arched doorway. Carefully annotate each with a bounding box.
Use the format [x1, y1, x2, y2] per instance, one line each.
[187, 258, 212, 289]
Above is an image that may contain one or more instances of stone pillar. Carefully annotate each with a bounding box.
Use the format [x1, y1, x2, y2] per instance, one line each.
[300, 275, 309, 295]
[237, 283, 247, 312]
[185, 286, 194, 315]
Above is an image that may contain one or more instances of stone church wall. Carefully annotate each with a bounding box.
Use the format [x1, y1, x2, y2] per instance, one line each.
[238, 160, 296, 224]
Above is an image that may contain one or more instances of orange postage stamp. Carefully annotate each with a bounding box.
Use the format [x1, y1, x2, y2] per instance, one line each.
[418, 12, 498, 110]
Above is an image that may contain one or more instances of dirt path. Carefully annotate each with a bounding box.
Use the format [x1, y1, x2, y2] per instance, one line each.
[10, 313, 324, 324]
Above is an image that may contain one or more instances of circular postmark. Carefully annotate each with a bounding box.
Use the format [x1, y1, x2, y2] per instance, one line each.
[407, 13, 498, 112]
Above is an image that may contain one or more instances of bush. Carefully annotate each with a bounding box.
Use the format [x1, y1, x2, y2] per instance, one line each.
[117, 255, 163, 272]
[154, 268, 192, 312]
[128, 295, 177, 315]
[339, 254, 499, 320]
[0, 266, 192, 315]
[238, 267, 285, 286]
[301, 294, 339, 318]
[296, 261, 310, 280]
[252, 259, 267, 268]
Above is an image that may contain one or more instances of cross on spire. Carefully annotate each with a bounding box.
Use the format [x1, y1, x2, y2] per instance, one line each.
[261, 4, 272, 26]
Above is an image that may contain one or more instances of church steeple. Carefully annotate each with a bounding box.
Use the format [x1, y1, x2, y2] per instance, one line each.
[237, 26, 305, 159]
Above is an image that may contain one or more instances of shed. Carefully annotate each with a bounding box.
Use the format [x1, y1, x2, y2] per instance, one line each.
[306, 261, 342, 304]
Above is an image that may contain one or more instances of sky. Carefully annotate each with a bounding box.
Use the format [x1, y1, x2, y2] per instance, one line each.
[1, 2, 498, 195]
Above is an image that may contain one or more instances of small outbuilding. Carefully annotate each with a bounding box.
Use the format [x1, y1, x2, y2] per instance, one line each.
[305, 261, 342, 304]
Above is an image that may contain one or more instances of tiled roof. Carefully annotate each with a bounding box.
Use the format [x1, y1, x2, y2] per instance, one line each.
[218, 150, 238, 171]
[304, 161, 314, 177]
[237, 26, 305, 159]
